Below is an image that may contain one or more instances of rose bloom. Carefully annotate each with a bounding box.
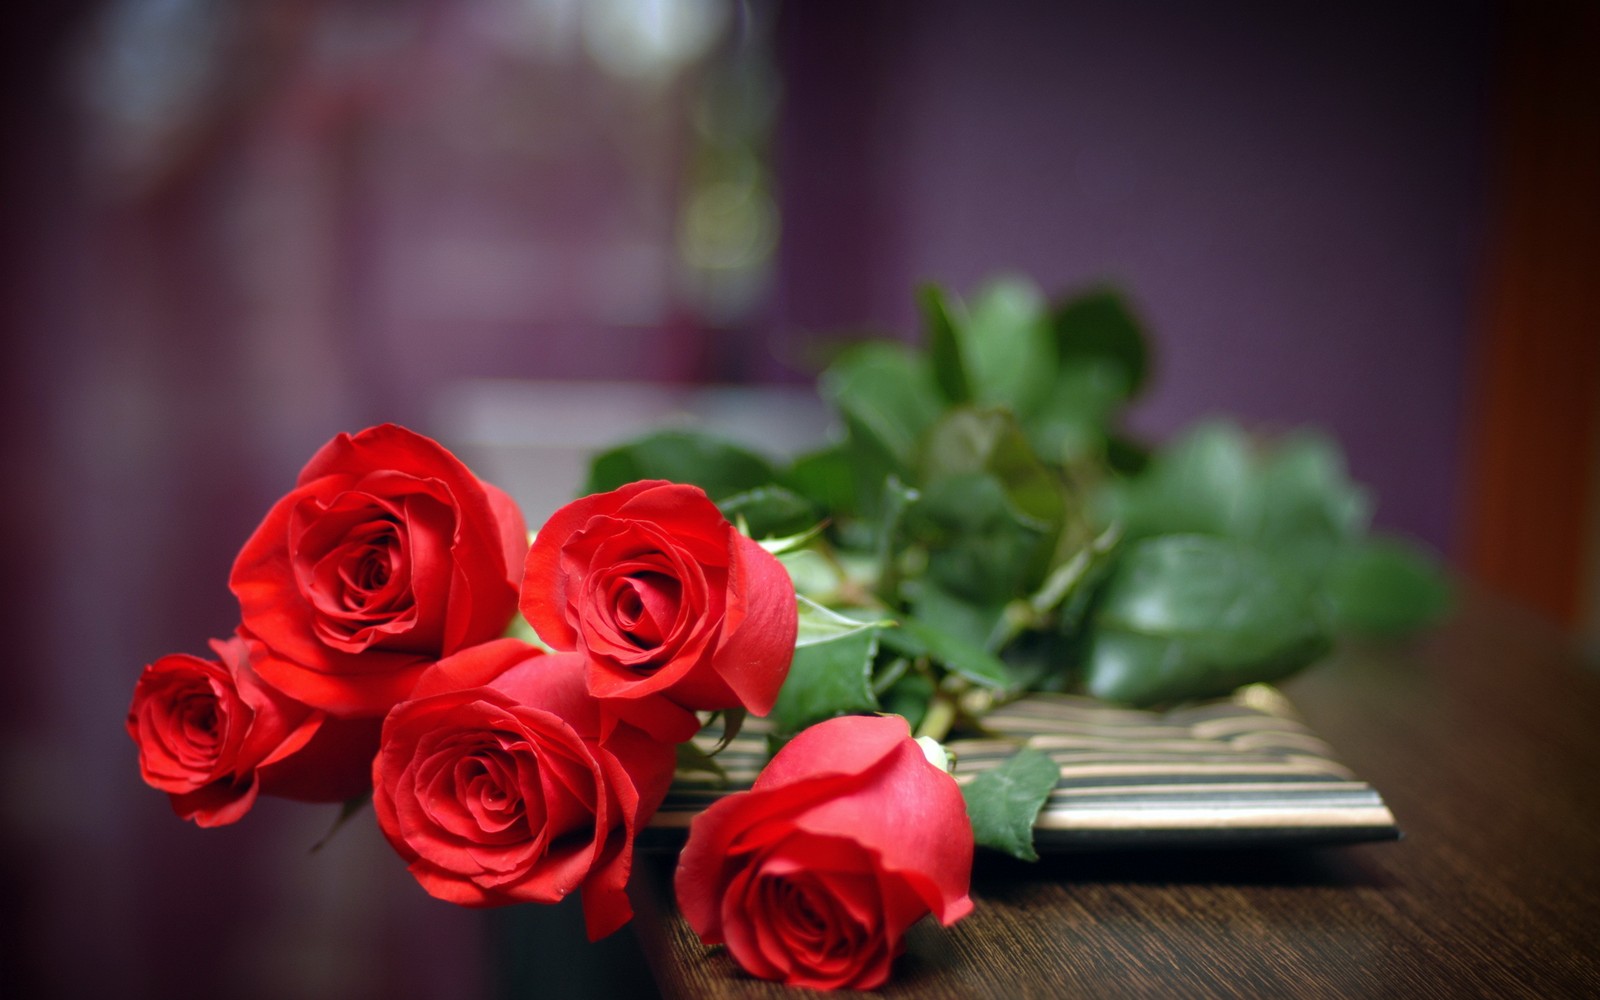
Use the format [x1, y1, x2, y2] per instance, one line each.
[372, 639, 676, 940]
[231, 423, 527, 717]
[675, 714, 975, 990]
[521, 480, 797, 742]
[128, 635, 381, 827]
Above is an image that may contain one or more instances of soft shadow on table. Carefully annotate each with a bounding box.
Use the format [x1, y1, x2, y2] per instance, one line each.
[974, 844, 1396, 896]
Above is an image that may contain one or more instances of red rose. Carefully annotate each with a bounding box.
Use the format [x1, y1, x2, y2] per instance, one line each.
[127, 636, 381, 827]
[372, 639, 676, 940]
[231, 424, 527, 717]
[521, 480, 797, 742]
[674, 714, 975, 991]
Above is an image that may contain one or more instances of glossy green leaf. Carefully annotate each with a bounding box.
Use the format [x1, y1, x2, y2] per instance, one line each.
[1084, 534, 1331, 705]
[820, 342, 942, 520]
[1105, 431, 1152, 475]
[1027, 358, 1133, 465]
[585, 429, 777, 500]
[1252, 431, 1371, 570]
[883, 616, 1012, 689]
[904, 473, 1051, 603]
[908, 580, 1010, 652]
[718, 485, 819, 540]
[783, 444, 858, 517]
[755, 520, 827, 558]
[961, 278, 1056, 416]
[961, 746, 1060, 861]
[1323, 535, 1452, 635]
[769, 626, 880, 736]
[879, 671, 935, 733]
[871, 475, 920, 593]
[794, 595, 892, 648]
[1050, 286, 1149, 397]
[779, 549, 845, 603]
[996, 628, 1080, 693]
[1109, 423, 1373, 581]
[819, 342, 942, 471]
[1107, 420, 1257, 540]
[920, 283, 973, 405]
[921, 408, 1065, 528]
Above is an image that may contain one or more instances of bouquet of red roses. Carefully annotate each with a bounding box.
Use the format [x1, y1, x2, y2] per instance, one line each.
[129, 424, 972, 989]
[130, 278, 1447, 991]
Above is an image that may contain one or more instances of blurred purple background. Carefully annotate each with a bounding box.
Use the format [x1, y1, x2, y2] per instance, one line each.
[1, 1, 1496, 997]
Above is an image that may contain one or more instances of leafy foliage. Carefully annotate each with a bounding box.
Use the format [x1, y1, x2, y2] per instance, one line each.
[960, 748, 1062, 862]
[584, 276, 1451, 861]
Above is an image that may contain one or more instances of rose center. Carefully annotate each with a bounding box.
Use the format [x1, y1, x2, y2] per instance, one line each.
[450, 748, 530, 840]
[335, 520, 402, 609]
[608, 572, 680, 651]
[176, 693, 221, 746]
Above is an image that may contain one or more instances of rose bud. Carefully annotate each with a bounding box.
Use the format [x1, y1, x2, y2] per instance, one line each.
[231, 423, 528, 717]
[521, 480, 797, 742]
[674, 714, 975, 990]
[372, 639, 676, 940]
[128, 635, 381, 827]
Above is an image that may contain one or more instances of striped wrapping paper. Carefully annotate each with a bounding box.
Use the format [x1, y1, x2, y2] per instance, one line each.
[643, 685, 1398, 851]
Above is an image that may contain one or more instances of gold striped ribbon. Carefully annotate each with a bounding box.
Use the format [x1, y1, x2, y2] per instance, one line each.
[644, 685, 1398, 851]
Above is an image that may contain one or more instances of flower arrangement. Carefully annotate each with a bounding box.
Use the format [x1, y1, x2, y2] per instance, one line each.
[128, 278, 1446, 990]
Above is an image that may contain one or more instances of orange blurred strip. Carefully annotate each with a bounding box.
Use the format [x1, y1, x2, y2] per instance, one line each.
[1464, 1, 1600, 626]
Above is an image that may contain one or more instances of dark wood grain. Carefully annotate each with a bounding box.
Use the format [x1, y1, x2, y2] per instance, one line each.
[627, 591, 1600, 998]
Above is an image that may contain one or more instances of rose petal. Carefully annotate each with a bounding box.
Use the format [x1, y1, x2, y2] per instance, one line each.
[703, 533, 798, 717]
[521, 481, 668, 650]
[233, 424, 523, 718]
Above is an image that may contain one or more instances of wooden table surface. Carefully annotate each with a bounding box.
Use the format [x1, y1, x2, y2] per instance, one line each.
[625, 592, 1600, 998]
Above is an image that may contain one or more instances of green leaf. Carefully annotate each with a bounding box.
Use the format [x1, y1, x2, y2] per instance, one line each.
[819, 342, 943, 519]
[1026, 358, 1133, 465]
[872, 475, 920, 604]
[718, 486, 820, 540]
[783, 444, 858, 518]
[904, 474, 1050, 604]
[1050, 286, 1149, 398]
[778, 549, 844, 602]
[1106, 420, 1257, 541]
[961, 278, 1056, 416]
[1105, 431, 1151, 475]
[1323, 535, 1452, 635]
[878, 671, 935, 732]
[769, 625, 880, 736]
[1251, 431, 1372, 571]
[961, 746, 1060, 861]
[996, 628, 1080, 693]
[884, 616, 1011, 689]
[755, 521, 827, 560]
[585, 429, 777, 501]
[794, 595, 892, 647]
[908, 580, 1010, 652]
[1084, 534, 1331, 705]
[921, 408, 1065, 528]
[1108, 423, 1372, 581]
[820, 342, 942, 471]
[920, 284, 973, 405]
